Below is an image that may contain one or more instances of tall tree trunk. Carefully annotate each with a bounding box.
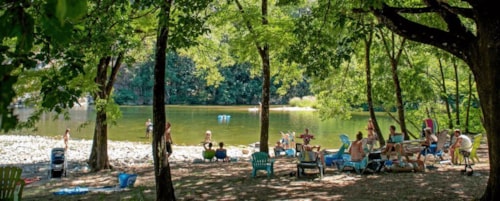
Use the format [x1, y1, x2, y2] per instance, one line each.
[465, 73, 473, 134]
[438, 58, 453, 129]
[153, 0, 175, 200]
[379, 31, 410, 139]
[89, 53, 123, 171]
[234, 0, 270, 153]
[258, 0, 270, 154]
[363, 29, 385, 146]
[453, 60, 460, 126]
[89, 111, 110, 170]
[474, 57, 500, 201]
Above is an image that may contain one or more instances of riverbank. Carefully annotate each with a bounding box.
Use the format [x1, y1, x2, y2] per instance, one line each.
[1, 134, 490, 200]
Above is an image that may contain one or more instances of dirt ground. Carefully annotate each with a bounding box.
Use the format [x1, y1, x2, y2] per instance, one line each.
[21, 144, 489, 201]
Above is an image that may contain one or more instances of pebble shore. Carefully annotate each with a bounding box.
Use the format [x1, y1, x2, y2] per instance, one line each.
[0, 135, 255, 176]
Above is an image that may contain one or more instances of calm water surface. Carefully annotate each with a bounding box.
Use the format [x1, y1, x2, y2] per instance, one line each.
[8, 106, 398, 149]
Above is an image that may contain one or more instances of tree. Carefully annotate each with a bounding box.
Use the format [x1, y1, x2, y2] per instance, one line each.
[151, 0, 212, 199]
[366, 1, 500, 200]
[78, 0, 151, 171]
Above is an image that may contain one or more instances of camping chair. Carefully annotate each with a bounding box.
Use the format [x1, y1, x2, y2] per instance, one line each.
[295, 143, 303, 157]
[422, 130, 450, 167]
[251, 152, 274, 178]
[297, 150, 324, 179]
[202, 150, 216, 162]
[0, 166, 25, 201]
[328, 134, 351, 169]
[341, 153, 369, 174]
[456, 134, 482, 164]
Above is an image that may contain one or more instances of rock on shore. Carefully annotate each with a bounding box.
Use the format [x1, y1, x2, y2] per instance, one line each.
[0, 135, 253, 176]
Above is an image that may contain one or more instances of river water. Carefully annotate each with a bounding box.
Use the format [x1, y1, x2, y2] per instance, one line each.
[6, 105, 397, 149]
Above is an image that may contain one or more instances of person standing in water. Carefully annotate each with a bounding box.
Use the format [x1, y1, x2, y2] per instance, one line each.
[145, 119, 153, 138]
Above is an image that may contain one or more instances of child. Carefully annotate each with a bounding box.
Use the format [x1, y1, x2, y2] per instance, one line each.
[63, 128, 70, 150]
[204, 130, 212, 144]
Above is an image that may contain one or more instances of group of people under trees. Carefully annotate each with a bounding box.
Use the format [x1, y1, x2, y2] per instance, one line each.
[272, 118, 474, 170]
[367, 118, 473, 166]
[141, 117, 473, 167]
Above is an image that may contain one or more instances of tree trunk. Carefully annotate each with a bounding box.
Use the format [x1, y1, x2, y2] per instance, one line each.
[258, 0, 270, 154]
[438, 58, 453, 129]
[380, 31, 409, 139]
[153, 0, 175, 200]
[88, 53, 122, 171]
[453, 61, 460, 126]
[465, 73, 472, 133]
[89, 110, 110, 170]
[363, 29, 385, 146]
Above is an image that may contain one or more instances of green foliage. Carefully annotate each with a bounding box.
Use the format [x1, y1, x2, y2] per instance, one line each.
[113, 52, 312, 105]
[288, 96, 317, 108]
[0, 0, 87, 131]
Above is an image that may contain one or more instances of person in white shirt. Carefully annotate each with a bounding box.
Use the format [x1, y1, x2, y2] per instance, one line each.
[450, 129, 472, 164]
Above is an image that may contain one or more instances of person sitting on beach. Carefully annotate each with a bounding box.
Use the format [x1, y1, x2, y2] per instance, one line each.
[381, 125, 402, 158]
[349, 132, 365, 162]
[216, 142, 230, 162]
[450, 129, 472, 164]
[301, 136, 325, 166]
[274, 141, 285, 156]
[417, 127, 440, 161]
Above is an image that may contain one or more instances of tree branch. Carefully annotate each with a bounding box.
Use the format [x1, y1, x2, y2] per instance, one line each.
[370, 3, 476, 64]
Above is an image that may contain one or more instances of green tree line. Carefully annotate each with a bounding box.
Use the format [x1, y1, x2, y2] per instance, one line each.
[113, 52, 312, 105]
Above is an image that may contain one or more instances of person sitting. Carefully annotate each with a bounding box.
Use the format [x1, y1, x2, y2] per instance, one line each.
[382, 125, 403, 159]
[274, 141, 286, 156]
[417, 127, 439, 161]
[203, 142, 216, 160]
[349, 132, 365, 162]
[301, 137, 325, 166]
[215, 142, 230, 162]
[450, 129, 472, 164]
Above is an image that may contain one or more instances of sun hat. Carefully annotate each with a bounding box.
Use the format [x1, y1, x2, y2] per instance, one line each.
[454, 129, 461, 133]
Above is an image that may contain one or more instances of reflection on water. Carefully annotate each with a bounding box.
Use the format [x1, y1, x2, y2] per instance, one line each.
[6, 106, 397, 149]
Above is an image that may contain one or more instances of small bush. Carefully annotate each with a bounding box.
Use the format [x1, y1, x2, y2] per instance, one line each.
[288, 96, 317, 108]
